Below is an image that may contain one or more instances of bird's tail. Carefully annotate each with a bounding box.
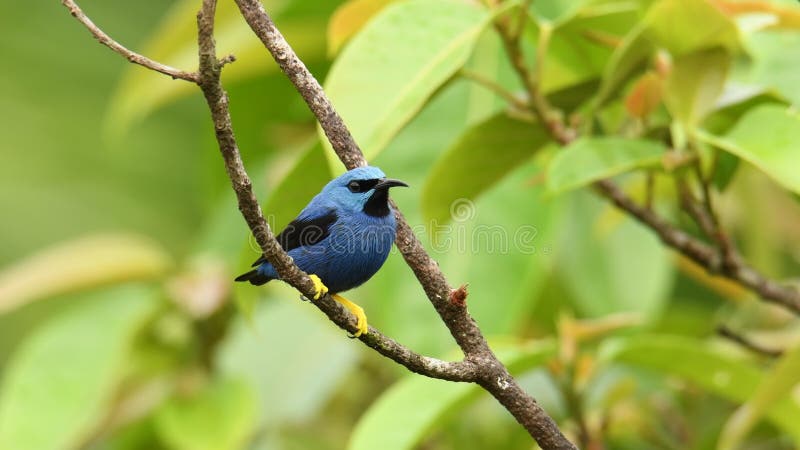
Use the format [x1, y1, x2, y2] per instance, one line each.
[234, 269, 273, 286]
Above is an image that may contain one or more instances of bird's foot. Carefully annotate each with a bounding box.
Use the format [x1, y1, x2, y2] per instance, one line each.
[332, 294, 368, 338]
[308, 274, 328, 300]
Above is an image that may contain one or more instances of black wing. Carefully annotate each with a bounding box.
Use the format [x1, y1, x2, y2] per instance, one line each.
[250, 209, 338, 267]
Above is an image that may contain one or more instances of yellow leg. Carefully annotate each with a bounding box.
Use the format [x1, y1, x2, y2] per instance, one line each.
[332, 294, 368, 337]
[308, 274, 328, 300]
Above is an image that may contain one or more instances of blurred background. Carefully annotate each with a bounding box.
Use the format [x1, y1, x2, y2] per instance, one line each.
[1, 0, 800, 449]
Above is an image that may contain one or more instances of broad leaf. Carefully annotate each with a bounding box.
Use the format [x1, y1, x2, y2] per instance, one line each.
[601, 335, 800, 443]
[592, 23, 654, 109]
[360, 79, 512, 352]
[698, 86, 783, 189]
[557, 192, 673, 319]
[438, 158, 564, 335]
[547, 137, 666, 194]
[711, 0, 800, 31]
[541, 3, 642, 93]
[530, 0, 588, 24]
[0, 285, 157, 450]
[327, 0, 397, 56]
[643, 0, 740, 56]
[745, 30, 800, 106]
[348, 341, 557, 450]
[703, 85, 784, 135]
[719, 343, 800, 450]
[665, 47, 731, 126]
[323, 0, 492, 161]
[155, 378, 257, 450]
[261, 144, 333, 233]
[695, 104, 800, 195]
[421, 113, 550, 224]
[218, 298, 359, 426]
[107, 0, 327, 135]
[0, 233, 170, 315]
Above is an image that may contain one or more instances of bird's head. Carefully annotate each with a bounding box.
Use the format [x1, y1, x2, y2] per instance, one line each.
[322, 166, 408, 217]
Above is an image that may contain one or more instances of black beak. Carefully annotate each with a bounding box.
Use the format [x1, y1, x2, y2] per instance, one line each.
[374, 178, 409, 190]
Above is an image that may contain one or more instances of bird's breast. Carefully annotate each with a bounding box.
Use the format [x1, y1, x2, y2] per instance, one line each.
[313, 214, 396, 292]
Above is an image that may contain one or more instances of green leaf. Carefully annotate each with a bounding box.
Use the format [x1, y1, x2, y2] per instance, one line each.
[0, 233, 171, 315]
[107, 0, 326, 135]
[361, 79, 509, 352]
[439, 158, 565, 335]
[541, 3, 641, 93]
[421, 113, 550, 224]
[702, 85, 785, 135]
[665, 48, 731, 126]
[327, 0, 397, 56]
[745, 30, 800, 106]
[592, 24, 655, 109]
[348, 340, 557, 450]
[547, 137, 666, 194]
[557, 192, 673, 319]
[695, 104, 800, 195]
[323, 0, 492, 161]
[261, 143, 332, 232]
[0, 285, 157, 450]
[155, 378, 257, 450]
[719, 343, 800, 450]
[530, 0, 587, 24]
[643, 0, 740, 56]
[218, 298, 359, 426]
[698, 86, 785, 190]
[601, 335, 800, 443]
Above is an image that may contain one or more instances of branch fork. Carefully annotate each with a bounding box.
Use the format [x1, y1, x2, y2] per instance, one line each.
[63, 0, 576, 448]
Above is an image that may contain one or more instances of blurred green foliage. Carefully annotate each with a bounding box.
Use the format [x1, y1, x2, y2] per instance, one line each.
[2, 0, 800, 449]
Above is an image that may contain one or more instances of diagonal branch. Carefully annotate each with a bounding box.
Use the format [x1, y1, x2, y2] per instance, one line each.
[493, 9, 800, 316]
[62, 0, 477, 385]
[61, 0, 198, 82]
[64, 1, 576, 448]
[232, 1, 575, 448]
[595, 179, 800, 313]
[195, 0, 479, 383]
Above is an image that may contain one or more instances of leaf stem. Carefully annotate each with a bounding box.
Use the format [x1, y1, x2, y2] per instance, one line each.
[458, 68, 529, 110]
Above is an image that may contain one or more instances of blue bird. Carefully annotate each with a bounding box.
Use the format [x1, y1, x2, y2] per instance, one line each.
[235, 166, 408, 336]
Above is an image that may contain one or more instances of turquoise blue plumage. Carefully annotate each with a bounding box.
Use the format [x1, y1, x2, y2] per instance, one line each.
[236, 166, 407, 294]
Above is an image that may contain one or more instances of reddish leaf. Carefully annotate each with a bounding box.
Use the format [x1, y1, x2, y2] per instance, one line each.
[625, 71, 663, 118]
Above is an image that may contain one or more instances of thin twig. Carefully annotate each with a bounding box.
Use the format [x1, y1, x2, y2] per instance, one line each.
[717, 325, 783, 358]
[494, 16, 573, 144]
[459, 69, 529, 110]
[595, 179, 800, 313]
[61, 0, 481, 386]
[61, 0, 198, 82]
[677, 177, 719, 243]
[512, 0, 533, 40]
[491, 3, 800, 316]
[690, 163, 737, 267]
[645, 171, 655, 210]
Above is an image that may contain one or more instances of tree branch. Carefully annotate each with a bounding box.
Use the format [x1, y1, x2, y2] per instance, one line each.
[61, 0, 198, 82]
[62, 0, 478, 388]
[230, 1, 575, 448]
[194, 0, 483, 383]
[493, 8, 800, 316]
[60, 0, 647, 445]
[717, 325, 783, 358]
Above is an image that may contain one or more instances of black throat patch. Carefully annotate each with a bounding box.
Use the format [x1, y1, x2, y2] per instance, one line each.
[364, 188, 391, 217]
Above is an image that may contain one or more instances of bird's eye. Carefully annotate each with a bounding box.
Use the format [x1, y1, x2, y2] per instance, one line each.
[347, 180, 362, 193]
